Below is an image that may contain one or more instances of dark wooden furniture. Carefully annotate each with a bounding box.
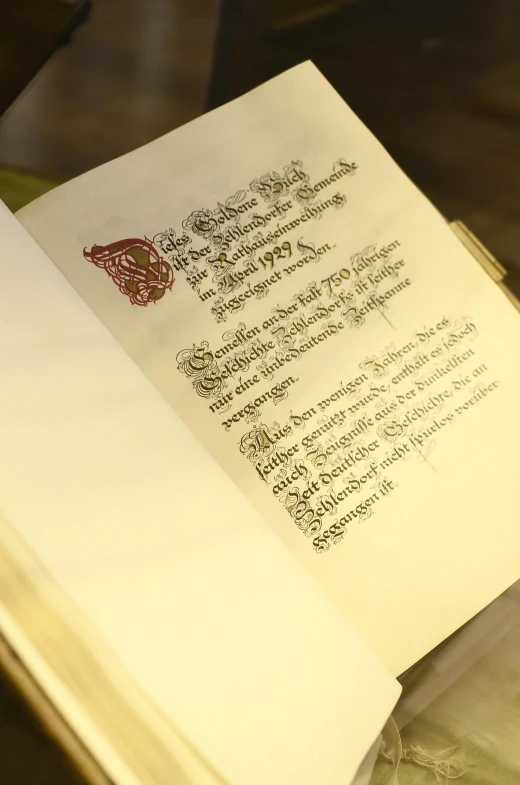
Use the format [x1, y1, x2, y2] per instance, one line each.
[208, 0, 520, 295]
[0, 0, 91, 117]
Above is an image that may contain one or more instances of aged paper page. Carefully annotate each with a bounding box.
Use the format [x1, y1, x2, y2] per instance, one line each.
[0, 203, 399, 785]
[19, 62, 520, 676]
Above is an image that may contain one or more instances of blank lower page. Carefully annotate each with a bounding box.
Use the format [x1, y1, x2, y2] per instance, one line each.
[0, 202, 398, 785]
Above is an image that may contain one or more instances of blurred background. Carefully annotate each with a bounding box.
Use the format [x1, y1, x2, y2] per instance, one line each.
[0, 0, 519, 781]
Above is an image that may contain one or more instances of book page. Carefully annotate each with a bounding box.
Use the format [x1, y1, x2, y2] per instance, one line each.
[18, 62, 520, 676]
[0, 203, 398, 785]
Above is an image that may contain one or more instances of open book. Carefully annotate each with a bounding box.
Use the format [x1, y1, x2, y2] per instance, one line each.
[1, 61, 519, 785]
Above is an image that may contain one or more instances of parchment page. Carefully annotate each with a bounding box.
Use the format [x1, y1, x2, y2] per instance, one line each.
[0, 203, 399, 785]
[19, 62, 520, 676]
